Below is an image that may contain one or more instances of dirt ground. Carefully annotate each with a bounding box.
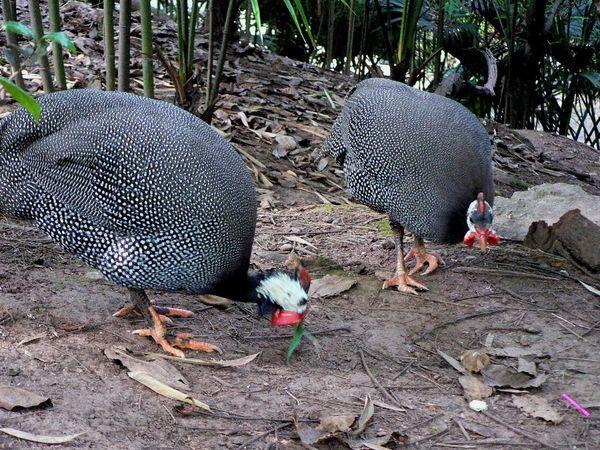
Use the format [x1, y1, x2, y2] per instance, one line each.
[1, 197, 599, 448]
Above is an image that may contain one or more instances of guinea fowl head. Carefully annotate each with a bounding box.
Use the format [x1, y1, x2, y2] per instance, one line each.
[255, 267, 311, 327]
[463, 193, 501, 251]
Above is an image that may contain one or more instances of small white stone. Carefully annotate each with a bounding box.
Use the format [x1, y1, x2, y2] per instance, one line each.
[469, 400, 488, 412]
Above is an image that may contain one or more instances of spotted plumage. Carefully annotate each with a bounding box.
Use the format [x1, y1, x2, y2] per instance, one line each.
[0, 88, 259, 297]
[321, 78, 494, 243]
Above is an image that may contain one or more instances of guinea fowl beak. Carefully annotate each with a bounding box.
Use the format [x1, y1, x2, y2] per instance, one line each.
[271, 307, 309, 327]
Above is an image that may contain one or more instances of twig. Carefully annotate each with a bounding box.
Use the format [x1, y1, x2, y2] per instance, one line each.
[481, 411, 560, 449]
[358, 349, 404, 409]
[242, 327, 351, 340]
[237, 423, 291, 449]
[556, 321, 593, 344]
[412, 309, 509, 342]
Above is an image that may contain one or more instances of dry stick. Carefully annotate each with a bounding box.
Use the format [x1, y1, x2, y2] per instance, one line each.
[481, 411, 559, 449]
[237, 422, 291, 449]
[412, 308, 509, 342]
[358, 349, 404, 409]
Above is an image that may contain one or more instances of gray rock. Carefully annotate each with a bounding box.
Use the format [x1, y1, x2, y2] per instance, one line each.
[494, 183, 600, 240]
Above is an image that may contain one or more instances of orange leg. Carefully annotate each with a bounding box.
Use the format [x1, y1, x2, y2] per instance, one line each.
[383, 226, 428, 294]
[404, 237, 444, 275]
[121, 288, 221, 357]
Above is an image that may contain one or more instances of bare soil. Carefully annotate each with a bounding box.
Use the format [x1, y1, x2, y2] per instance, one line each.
[1, 199, 599, 449]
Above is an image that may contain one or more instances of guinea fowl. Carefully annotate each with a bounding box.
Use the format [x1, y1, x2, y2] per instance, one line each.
[320, 79, 500, 294]
[0, 89, 310, 357]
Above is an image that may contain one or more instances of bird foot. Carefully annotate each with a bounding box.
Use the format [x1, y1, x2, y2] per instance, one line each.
[113, 304, 194, 319]
[404, 248, 444, 275]
[382, 273, 428, 294]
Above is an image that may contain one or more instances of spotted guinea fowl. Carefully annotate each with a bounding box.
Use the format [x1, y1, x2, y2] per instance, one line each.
[320, 78, 500, 293]
[0, 89, 310, 357]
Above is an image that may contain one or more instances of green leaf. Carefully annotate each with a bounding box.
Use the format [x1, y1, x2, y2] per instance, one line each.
[286, 323, 305, 362]
[249, 0, 263, 45]
[42, 32, 77, 53]
[292, 0, 316, 47]
[282, 0, 310, 48]
[0, 77, 41, 122]
[579, 72, 600, 89]
[3, 21, 35, 38]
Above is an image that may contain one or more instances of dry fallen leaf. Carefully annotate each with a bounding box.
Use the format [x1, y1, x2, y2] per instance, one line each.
[482, 364, 547, 389]
[308, 275, 357, 299]
[517, 357, 537, 376]
[0, 428, 84, 444]
[128, 371, 210, 411]
[0, 386, 51, 411]
[148, 352, 260, 368]
[319, 414, 356, 433]
[104, 345, 189, 390]
[461, 350, 490, 373]
[437, 350, 468, 375]
[352, 395, 374, 436]
[512, 395, 563, 424]
[459, 375, 493, 400]
[579, 280, 600, 297]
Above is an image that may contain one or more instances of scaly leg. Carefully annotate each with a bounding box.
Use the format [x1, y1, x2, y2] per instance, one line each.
[404, 237, 444, 275]
[122, 288, 221, 357]
[383, 226, 428, 294]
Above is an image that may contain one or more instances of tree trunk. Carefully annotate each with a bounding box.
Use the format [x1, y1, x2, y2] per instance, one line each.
[1, 0, 25, 88]
[48, 0, 67, 90]
[103, 0, 116, 90]
[139, 0, 154, 97]
[118, 0, 131, 91]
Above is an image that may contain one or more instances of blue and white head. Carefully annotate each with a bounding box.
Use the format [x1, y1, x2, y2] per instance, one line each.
[253, 267, 311, 326]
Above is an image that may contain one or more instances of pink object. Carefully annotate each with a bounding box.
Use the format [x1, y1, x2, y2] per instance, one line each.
[562, 394, 590, 417]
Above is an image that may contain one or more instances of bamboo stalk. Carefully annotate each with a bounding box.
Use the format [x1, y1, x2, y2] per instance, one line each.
[186, 0, 200, 78]
[139, 0, 154, 97]
[118, 0, 131, 91]
[47, 0, 66, 89]
[28, 0, 54, 92]
[103, 0, 116, 90]
[343, 0, 356, 75]
[202, 0, 236, 122]
[205, 0, 214, 102]
[1, 0, 25, 88]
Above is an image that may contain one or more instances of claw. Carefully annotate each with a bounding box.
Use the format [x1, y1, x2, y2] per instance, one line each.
[383, 273, 429, 294]
[153, 306, 194, 318]
[409, 252, 443, 275]
[173, 333, 223, 354]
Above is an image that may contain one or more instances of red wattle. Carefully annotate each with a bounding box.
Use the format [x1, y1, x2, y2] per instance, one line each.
[463, 232, 476, 247]
[271, 307, 309, 327]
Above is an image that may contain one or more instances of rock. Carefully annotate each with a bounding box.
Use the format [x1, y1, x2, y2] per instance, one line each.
[524, 209, 600, 272]
[494, 183, 600, 240]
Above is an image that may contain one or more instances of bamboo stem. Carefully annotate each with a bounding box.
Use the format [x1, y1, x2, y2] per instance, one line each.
[139, 0, 154, 97]
[47, 0, 66, 89]
[343, 0, 355, 75]
[118, 0, 131, 91]
[205, 0, 214, 103]
[1, 0, 25, 88]
[103, 0, 116, 90]
[187, 0, 200, 79]
[202, 0, 237, 122]
[28, 0, 54, 92]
